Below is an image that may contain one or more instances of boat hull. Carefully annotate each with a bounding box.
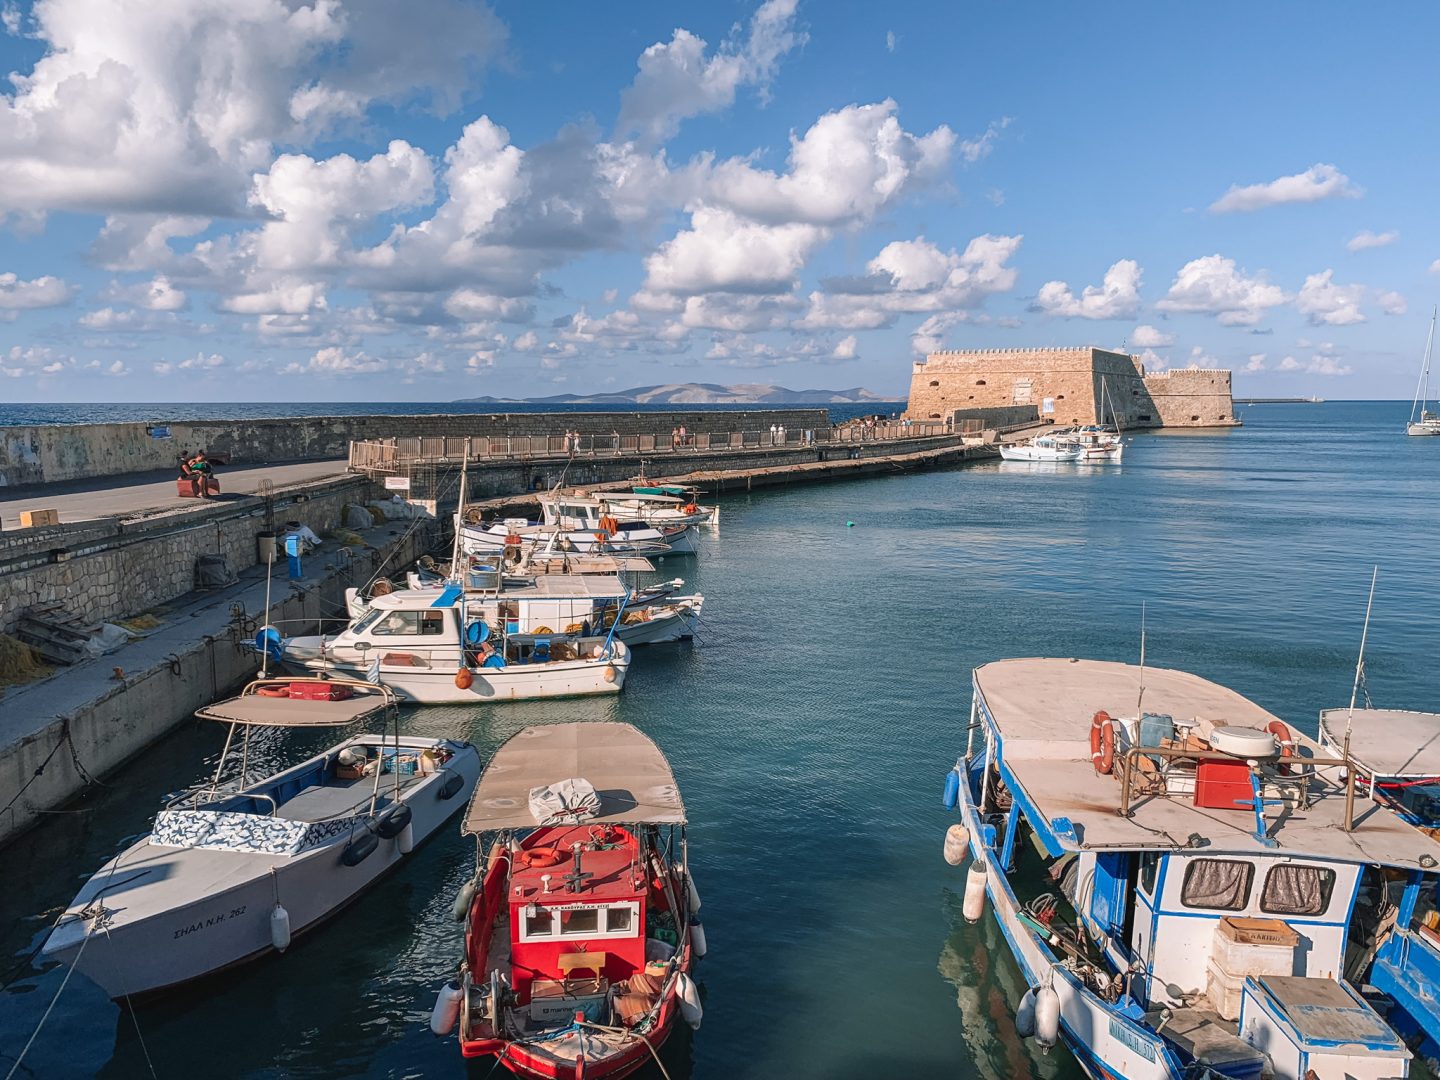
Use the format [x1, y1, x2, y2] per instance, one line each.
[1407, 422, 1440, 436]
[615, 599, 701, 645]
[998, 445, 1083, 462]
[43, 738, 481, 1000]
[285, 646, 631, 703]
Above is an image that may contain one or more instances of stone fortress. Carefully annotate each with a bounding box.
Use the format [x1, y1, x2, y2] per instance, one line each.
[904, 346, 1238, 429]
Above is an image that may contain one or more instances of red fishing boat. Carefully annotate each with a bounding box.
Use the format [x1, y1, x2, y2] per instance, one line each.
[434, 722, 703, 1079]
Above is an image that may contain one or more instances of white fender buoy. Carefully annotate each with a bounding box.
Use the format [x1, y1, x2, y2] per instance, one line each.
[943, 823, 970, 867]
[397, 821, 415, 855]
[270, 904, 292, 952]
[1034, 985, 1061, 1052]
[676, 972, 703, 1030]
[686, 873, 702, 912]
[430, 979, 462, 1037]
[452, 879, 477, 923]
[962, 862, 988, 924]
[689, 919, 708, 959]
[1015, 987, 1037, 1038]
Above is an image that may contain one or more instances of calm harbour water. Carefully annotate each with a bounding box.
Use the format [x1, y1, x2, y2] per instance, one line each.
[2, 400, 1438, 1079]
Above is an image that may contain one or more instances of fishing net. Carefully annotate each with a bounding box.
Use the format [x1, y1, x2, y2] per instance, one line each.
[0, 633, 50, 686]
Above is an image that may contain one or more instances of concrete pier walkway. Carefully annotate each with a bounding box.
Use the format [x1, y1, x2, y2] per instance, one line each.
[0, 458, 348, 529]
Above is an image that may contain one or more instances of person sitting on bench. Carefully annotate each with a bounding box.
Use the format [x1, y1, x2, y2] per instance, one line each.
[180, 450, 215, 498]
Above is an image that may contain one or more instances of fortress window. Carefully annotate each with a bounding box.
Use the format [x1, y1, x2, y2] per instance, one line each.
[1138, 414, 1152, 422]
[929, 380, 940, 387]
[1191, 414, 1200, 422]
[975, 379, 987, 386]
[1056, 394, 1065, 400]
[929, 413, 941, 419]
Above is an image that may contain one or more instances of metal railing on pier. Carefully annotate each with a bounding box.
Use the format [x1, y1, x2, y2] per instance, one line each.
[349, 422, 951, 472]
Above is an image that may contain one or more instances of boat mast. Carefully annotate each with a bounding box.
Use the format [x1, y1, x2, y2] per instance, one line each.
[451, 442, 469, 576]
[1410, 307, 1436, 426]
[1135, 601, 1147, 717]
[1342, 566, 1379, 832]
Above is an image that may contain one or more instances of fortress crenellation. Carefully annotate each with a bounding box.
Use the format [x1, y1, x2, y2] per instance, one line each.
[904, 346, 1238, 429]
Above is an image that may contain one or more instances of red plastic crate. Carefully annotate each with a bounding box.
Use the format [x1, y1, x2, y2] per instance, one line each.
[1194, 761, 1253, 811]
[288, 682, 354, 701]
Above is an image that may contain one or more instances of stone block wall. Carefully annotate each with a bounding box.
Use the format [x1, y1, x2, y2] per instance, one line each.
[0, 409, 833, 488]
[0, 475, 378, 634]
[1143, 369, 1239, 426]
[905, 346, 1236, 428]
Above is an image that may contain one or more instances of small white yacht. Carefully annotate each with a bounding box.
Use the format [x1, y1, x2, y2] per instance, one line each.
[460, 516, 681, 558]
[1054, 425, 1125, 463]
[41, 676, 480, 999]
[998, 433, 1085, 462]
[276, 574, 665, 702]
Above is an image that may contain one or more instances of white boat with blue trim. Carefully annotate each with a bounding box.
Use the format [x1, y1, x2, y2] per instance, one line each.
[41, 676, 480, 999]
[942, 657, 1440, 1080]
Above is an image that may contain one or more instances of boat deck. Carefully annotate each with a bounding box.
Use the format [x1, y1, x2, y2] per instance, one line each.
[1319, 708, 1440, 778]
[975, 658, 1440, 868]
[275, 775, 390, 822]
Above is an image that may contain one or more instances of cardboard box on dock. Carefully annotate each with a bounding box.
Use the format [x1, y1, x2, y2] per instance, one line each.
[20, 508, 60, 528]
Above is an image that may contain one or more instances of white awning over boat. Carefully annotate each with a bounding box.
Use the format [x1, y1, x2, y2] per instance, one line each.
[1319, 708, 1440, 778]
[463, 722, 685, 834]
[197, 680, 395, 727]
[973, 658, 1440, 870]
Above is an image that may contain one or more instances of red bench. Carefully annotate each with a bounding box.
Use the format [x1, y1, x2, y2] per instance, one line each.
[176, 476, 220, 498]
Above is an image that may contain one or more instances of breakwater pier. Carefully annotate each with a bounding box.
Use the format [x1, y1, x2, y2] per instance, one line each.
[0, 406, 1001, 847]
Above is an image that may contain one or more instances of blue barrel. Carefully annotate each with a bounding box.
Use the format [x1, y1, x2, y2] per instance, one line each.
[942, 769, 960, 810]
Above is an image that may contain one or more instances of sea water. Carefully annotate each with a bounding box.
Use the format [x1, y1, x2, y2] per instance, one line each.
[1, 401, 1437, 1078]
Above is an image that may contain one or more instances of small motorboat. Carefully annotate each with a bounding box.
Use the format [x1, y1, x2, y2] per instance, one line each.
[998, 433, 1085, 462]
[437, 722, 703, 1079]
[41, 676, 480, 999]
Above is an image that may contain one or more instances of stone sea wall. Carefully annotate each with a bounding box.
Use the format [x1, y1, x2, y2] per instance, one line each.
[0, 409, 832, 488]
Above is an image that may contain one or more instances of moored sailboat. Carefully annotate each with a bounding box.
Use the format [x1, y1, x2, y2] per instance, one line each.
[1407, 307, 1440, 436]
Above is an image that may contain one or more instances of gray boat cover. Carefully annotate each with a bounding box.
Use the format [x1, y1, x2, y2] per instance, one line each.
[464, 722, 685, 834]
[528, 778, 600, 824]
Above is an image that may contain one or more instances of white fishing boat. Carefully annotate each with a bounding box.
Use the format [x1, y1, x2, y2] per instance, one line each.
[1054, 425, 1124, 463]
[941, 657, 1440, 1079]
[1407, 307, 1440, 436]
[275, 581, 639, 703]
[41, 676, 480, 999]
[998, 433, 1085, 462]
[566, 485, 718, 529]
[538, 492, 702, 556]
[461, 517, 681, 558]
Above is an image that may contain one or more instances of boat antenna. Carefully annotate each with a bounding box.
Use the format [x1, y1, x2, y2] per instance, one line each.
[1342, 566, 1379, 831]
[450, 441, 469, 576]
[1136, 601, 1147, 717]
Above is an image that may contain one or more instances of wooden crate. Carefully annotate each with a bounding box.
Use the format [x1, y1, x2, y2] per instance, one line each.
[20, 508, 60, 528]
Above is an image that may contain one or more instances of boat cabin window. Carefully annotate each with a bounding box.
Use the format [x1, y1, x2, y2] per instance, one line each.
[518, 903, 640, 943]
[371, 611, 448, 636]
[352, 608, 384, 634]
[1138, 852, 1159, 896]
[1260, 864, 1336, 917]
[1180, 859, 1254, 911]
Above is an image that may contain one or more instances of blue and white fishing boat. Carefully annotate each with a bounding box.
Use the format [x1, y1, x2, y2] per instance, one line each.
[942, 657, 1440, 1080]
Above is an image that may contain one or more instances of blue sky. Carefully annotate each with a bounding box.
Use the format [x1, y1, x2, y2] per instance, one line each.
[0, 0, 1436, 402]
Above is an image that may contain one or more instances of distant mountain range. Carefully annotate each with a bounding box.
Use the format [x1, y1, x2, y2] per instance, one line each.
[455, 382, 897, 405]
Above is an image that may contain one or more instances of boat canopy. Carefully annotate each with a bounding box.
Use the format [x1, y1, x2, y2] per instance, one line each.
[1320, 708, 1440, 778]
[196, 679, 395, 728]
[973, 658, 1440, 870]
[463, 721, 685, 834]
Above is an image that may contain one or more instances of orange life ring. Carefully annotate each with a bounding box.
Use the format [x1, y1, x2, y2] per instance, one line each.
[1267, 720, 1294, 774]
[518, 846, 563, 868]
[1090, 710, 1116, 774]
[256, 686, 290, 698]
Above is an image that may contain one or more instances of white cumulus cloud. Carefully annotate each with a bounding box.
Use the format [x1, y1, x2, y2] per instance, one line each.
[0, 272, 73, 312]
[1131, 324, 1174, 348]
[1209, 164, 1361, 214]
[616, 0, 805, 144]
[1347, 229, 1398, 252]
[1155, 254, 1289, 326]
[1296, 270, 1366, 326]
[957, 117, 1012, 164]
[1377, 291, 1407, 316]
[1034, 259, 1142, 320]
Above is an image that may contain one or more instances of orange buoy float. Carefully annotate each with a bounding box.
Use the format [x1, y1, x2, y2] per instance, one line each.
[683, 503, 699, 515]
[454, 668, 474, 690]
[1267, 720, 1294, 773]
[256, 685, 290, 698]
[518, 846, 563, 868]
[505, 533, 523, 547]
[1090, 710, 1116, 775]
